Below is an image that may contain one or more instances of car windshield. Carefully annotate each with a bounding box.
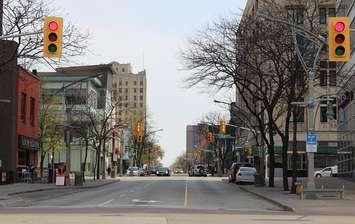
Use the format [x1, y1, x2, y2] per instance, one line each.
[239, 167, 256, 173]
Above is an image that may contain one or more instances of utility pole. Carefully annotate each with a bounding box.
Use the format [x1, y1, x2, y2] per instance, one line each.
[0, 0, 3, 36]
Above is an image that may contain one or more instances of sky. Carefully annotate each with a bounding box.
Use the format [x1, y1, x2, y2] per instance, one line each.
[52, 0, 247, 166]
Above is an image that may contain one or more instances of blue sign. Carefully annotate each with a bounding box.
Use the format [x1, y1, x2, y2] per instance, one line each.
[307, 134, 317, 145]
[306, 134, 317, 153]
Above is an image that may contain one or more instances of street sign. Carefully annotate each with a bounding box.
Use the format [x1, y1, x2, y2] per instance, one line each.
[306, 134, 317, 153]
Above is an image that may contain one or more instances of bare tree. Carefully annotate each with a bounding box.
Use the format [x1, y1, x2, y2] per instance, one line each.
[2, 0, 89, 68]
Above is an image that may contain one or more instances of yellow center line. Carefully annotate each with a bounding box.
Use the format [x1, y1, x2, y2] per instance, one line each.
[184, 176, 189, 208]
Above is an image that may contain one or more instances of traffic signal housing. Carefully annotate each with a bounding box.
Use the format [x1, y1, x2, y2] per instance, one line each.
[328, 17, 350, 61]
[207, 132, 213, 143]
[137, 134, 143, 143]
[219, 120, 226, 134]
[135, 121, 142, 136]
[43, 16, 63, 58]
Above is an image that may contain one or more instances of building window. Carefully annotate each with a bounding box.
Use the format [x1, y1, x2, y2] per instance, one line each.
[140, 103, 143, 108]
[134, 88, 137, 93]
[119, 88, 122, 93]
[140, 95, 143, 100]
[134, 95, 137, 100]
[140, 88, 143, 93]
[125, 81, 128, 86]
[125, 95, 128, 100]
[30, 97, 35, 127]
[20, 93, 26, 124]
[134, 81, 137, 85]
[134, 102, 137, 107]
[119, 81, 122, 86]
[113, 83, 117, 89]
[125, 103, 128, 108]
[122, 68, 125, 73]
[320, 97, 337, 122]
[118, 96, 122, 101]
[319, 7, 336, 24]
[140, 81, 143, 86]
[125, 88, 128, 93]
[287, 7, 304, 25]
[319, 60, 336, 87]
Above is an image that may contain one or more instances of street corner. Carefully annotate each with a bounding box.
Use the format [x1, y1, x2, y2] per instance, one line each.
[237, 185, 295, 212]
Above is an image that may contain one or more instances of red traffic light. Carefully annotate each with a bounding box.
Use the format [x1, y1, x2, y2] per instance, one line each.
[335, 22, 345, 32]
[48, 21, 59, 31]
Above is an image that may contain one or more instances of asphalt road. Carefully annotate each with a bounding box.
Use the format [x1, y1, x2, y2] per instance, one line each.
[6, 176, 281, 212]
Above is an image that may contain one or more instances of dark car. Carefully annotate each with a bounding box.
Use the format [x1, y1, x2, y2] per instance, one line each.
[156, 167, 170, 176]
[147, 167, 158, 175]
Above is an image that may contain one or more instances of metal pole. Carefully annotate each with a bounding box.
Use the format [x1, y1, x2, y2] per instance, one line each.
[0, 0, 3, 36]
[65, 108, 71, 186]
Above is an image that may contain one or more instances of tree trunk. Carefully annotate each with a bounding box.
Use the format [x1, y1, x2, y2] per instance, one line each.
[282, 141, 289, 191]
[40, 151, 46, 178]
[96, 146, 101, 180]
[291, 106, 298, 194]
[102, 140, 106, 180]
[82, 139, 89, 182]
[268, 144, 275, 187]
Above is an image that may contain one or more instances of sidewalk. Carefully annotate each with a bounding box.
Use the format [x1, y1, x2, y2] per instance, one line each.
[0, 177, 118, 199]
[237, 177, 355, 215]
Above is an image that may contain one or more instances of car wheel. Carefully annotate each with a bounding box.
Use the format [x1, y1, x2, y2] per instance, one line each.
[316, 174, 321, 178]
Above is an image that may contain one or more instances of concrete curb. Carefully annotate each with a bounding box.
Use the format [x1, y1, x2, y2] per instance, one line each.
[238, 186, 295, 212]
[7, 179, 119, 196]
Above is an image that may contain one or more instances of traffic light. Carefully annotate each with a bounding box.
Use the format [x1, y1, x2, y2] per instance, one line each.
[207, 132, 213, 143]
[135, 121, 142, 136]
[328, 17, 350, 61]
[244, 147, 252, 156]
[43, 16, 63, 58]
[219, 120, 226, 134]
[137, 134, 143, 143]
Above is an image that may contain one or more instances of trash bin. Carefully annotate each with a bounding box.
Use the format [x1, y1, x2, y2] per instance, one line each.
[295, 182, 302, 195]
[74, 172, 83, 186]
[254, 174, 265, 186]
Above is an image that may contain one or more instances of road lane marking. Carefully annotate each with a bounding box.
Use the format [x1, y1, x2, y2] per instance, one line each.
[184, 176, 189, 208]
[98, 199, 114, 207]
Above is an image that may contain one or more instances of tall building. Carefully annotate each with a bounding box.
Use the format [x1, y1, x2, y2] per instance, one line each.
[336, 0, 355, 178]
[186, 125, 202, 168]
[112, 64, 147, 124]
[242, 0, 338, 176]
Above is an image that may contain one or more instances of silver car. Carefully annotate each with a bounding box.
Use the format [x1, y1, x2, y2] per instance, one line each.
[235, 167, 256, 184]
[126, 167, 139, 176]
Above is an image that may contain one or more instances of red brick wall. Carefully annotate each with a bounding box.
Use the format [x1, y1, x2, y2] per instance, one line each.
[16, 66, 40, 166]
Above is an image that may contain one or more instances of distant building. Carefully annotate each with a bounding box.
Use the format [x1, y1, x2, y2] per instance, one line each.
[112, 63, 147, 124]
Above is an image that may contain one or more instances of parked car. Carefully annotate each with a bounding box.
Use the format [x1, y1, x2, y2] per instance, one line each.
[147, 167, 158, 175]
[174, 169, 184, 174]
[228, 163, 238, 183]
[188, 165, 207, 177]
[138, 168, 146, 176]
[314, 165, 338, 178]
[235, 167, 257, 184]
[156, 167, 170, 176]
[126, 167, 139, 176]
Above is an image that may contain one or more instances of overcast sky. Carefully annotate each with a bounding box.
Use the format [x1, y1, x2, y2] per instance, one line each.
[51, 0, 247, 166]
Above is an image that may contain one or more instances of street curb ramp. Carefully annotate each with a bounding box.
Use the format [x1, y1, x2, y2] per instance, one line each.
[7, 180, 118, 196]
[238, 186, 295, 212]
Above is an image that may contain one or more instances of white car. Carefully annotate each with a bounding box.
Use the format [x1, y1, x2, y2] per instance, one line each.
[314, 166, 338, 178]
[236, 167, 257, 184]
[126, 167, 139, 176]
